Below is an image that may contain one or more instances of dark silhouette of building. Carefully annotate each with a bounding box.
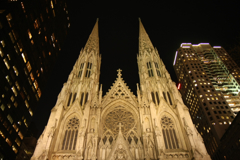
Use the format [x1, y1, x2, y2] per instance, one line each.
[0, 0, 69, 159]
[212, 112, 240, 160]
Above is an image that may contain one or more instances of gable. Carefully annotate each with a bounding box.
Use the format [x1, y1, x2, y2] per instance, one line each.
[101, 70, 138, 109]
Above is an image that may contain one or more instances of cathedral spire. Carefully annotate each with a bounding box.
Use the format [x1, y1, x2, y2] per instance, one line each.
[139, 18, 154, 54]
[84, 19, 99, 54]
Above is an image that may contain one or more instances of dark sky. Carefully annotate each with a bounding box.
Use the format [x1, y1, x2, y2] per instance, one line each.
[32, 1, 240, 137]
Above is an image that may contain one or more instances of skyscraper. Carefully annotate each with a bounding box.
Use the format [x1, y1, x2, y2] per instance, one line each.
[0, 0, 69, 159]
[173, 43, 239, 157]
[31, 20, 210, 160]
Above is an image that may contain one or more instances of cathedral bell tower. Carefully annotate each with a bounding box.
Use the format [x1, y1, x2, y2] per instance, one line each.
[31, 19, 101, 160]
[136, 19, 211, 160]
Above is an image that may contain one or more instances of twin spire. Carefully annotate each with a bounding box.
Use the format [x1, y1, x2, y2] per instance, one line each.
[84, 19, 99, 54]
[83, 18, 154, 54]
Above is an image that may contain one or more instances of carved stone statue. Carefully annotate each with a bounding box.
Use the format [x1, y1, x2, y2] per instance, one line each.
[114, 145, 127, 160]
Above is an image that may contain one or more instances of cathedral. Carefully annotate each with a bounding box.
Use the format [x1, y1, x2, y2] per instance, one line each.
[31, 19, 211, 160]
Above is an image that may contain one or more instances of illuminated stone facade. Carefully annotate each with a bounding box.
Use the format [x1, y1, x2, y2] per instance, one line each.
[31, 20, 211, 160]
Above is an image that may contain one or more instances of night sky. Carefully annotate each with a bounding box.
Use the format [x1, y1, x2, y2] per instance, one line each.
[32, 1, 240, 138]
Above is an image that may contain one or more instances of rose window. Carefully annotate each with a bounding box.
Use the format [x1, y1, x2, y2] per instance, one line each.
[104, 108, 135, 136]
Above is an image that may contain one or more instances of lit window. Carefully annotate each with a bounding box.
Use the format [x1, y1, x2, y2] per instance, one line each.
[5, 75, 12, 85]
[30, 72, 34, 81]
[13, 123, 19, 132]
[15, 81, 20, 90]
[51, 0, 54, 8]
[7, 114, 13, 124]
[24, 119, 28, 128]
[25, 100, 29, 108]
[21, 2, 26, 12]
[9, 32, 15, 43]
[3, 58, 10, 69]
[15, 138, 21, 146]
[14, 102, 18, 107]
[1, 104, 5, 111]
[45, 36, 47, 42]
[6, 138, 12, 146]
[37, 88, 41, 98]
[11, 86, 17, 96]
[6, 13, 12, 21]
[27, 29, 32, 39]
[29, 108, 33, 116]
[12, 66, 19, 76]
[33, 80, 38, 89]
[26, 61, 32, 72]
[0, 47, 3, 57]
[0, 130, 5, 138]
[219, 122, 222, 125]
[18, 131, 23, 139]
[0, 40, 5, 47]
[21, 53, 27, 63]
[12, 145, 18, 154]
[207, 98, 210, 100]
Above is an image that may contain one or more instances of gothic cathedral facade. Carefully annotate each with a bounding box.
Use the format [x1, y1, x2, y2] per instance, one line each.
[31, 20, 211, 160]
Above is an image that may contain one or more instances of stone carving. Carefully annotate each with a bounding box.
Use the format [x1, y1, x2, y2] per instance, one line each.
[104, 108, 135, 137]
[114, 144, 127, 160]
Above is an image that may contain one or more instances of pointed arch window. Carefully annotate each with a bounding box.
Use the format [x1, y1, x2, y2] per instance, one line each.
[61, 117, 79, 150]
[163, 92, 167, 102]
[161, 116, 179, 149]
[147, 62, 153, 77]
[80, 92, 84, 106]
[154, 62, 161, 77]
[151, 92, 156, 104]
[78, 63, 84, 78]
[156, 92, 160, 105]
[85, 62, 92, 78]
[80, 92, 88, 108]
[67, 93, 72, 106]
[84, 92, 88, 105]
[167, 92, 173, 105]
[72, 93, 77, 103]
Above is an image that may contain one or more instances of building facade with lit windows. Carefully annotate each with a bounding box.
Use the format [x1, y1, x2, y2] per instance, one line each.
[0, 0, 69, 159]
[173, 43, 240, 157]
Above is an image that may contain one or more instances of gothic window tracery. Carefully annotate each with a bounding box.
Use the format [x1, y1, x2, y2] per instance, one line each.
[85, 62, 92, 78]
[80, 92, 88, 108]
[72, 92, 77, 103]
[151, 92, 156, 104]
[156, 92, 160, 105]
[167, 92, 173, 105]
[161, 116, 179, 149]
[154, 62, 161, 77]
[147, 62, 153, 77]
[104, 108, 135, 137]
[61, 117, 79, 150]
[67, 93, 72, 106]
[163, 92, 167, 102]
[78, 63, 84, 78]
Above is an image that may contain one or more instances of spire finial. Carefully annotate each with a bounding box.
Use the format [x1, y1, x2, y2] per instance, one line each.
[117, 68, 122, 78]
[139, 19, 154, 54]
[84, 19, 99, 54]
